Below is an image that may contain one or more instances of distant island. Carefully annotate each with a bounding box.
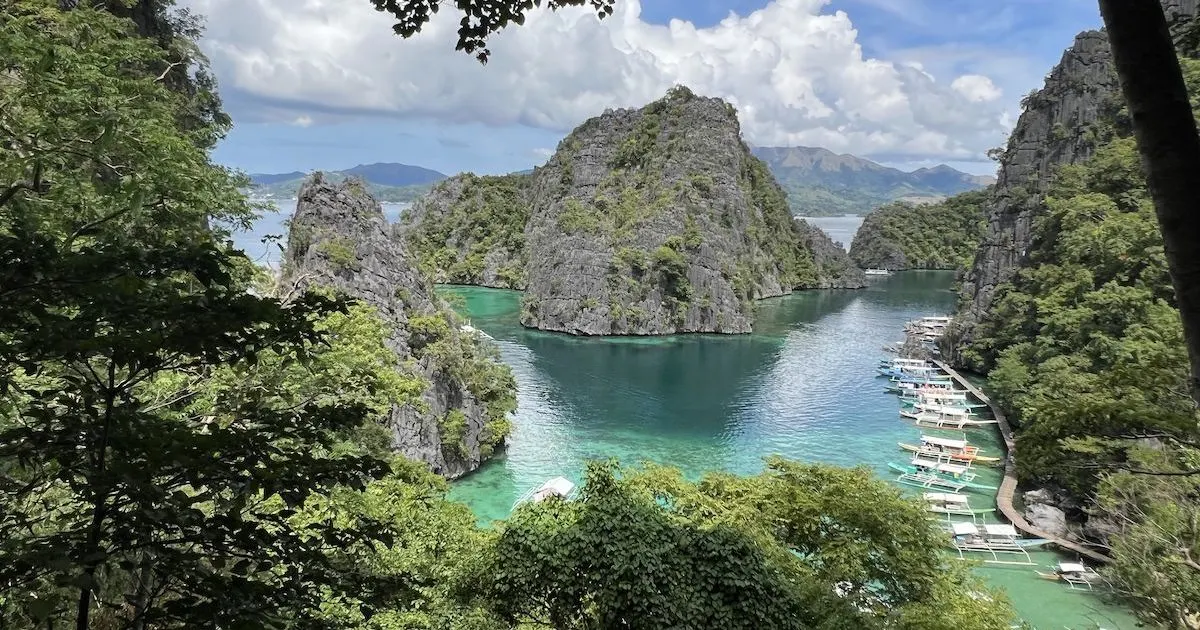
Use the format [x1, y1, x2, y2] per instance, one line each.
[248, 162, 447, 203]
[246, 151, 992, 216]
[751, 146, 994, 216]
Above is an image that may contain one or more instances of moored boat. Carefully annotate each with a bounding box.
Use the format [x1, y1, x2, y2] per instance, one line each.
[948, 522, 1045, 565]
[889, 458, 998, 493]
[864, 268, 892, 276]
[905, 407, 999, 430]
[923, 492, 993, 516]
[1035, 562, 1107, 590]
[898, 435, 1001, 464]
[512, 476, 576, 511]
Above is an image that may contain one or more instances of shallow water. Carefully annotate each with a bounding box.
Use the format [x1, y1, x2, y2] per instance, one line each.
[443, 273, 1142, 630]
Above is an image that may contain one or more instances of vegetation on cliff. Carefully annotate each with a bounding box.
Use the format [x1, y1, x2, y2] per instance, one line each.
[962, 57, 1200, 628]
[402, 173, 530, 288]
[283, 174, 517, 475]
[849, 190, 989, 271]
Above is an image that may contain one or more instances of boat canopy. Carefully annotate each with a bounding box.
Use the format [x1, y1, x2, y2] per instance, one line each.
[541, 476, 575, 496]
[983, 524, 1018, 537]
[1058, 562, 1087, 573]
[952, 522, 978, 536]
[924, 492, 969, 504]
[922, 435, 968, 449]
[912, 458, 968, 475]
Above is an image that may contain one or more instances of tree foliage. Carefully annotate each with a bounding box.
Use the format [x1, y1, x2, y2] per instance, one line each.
[368, 0, 617, 63]
[0, 3, 413, 627]
[849, 190, 989, 271]
[964, 56, 1200, 627]
[469, 459, 1014, 630]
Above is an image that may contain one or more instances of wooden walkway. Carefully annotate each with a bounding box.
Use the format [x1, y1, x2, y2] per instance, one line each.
[932, 360, 1113, 564]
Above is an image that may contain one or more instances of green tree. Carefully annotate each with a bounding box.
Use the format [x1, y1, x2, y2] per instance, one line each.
[0, 3, 405, 627]
[469, 459, 1014, 630]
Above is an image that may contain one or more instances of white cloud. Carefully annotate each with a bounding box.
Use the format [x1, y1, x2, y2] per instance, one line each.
[951, 74, 1002, 103]
[532, 147, 555, 158]
[186, 0, 1011, 161]
[291, 114, 314, 127]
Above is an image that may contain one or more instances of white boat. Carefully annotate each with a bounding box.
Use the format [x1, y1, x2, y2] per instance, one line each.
[899, 435, 1001, 465]
[864, 268, 892, 276]
[949, 522, 1045, 565]
[1035, 562, 1108, 590]
[923, 492, 993, 516]
[904, 406, 998, 429]
[511, 476, 576, 511]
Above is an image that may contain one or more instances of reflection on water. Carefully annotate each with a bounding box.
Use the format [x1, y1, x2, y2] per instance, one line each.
[445, 273, 1140, 630]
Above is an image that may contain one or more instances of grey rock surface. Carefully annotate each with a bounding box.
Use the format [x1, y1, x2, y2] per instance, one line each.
[280, 173, 509, 478]
[517, 87, 864, 335]
[947, 0, 1199, 364]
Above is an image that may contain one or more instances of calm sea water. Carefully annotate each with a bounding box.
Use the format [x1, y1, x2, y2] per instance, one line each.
[799, 215, 865, 251]
[442, 275, 1141, 630]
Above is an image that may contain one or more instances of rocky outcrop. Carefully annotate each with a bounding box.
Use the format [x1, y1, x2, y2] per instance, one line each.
[402, 87, 863, 336]
[400, 172, 530, 289]
[1023, 489, 1069, 538]
[950, 31, 1117, 357]
[794, 219, 868, 289]
[947, 0, 1199, 364]
[850, 191, 988, 272]
[518, 86, 864, 335]
[280, 173, 515, 479]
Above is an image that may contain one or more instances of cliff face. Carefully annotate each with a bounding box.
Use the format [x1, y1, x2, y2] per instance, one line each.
[522, 87, 844, 335]
[401, 173, 530, 289]
[794, 219, 869, 288]
[402, 87, 864, 336]
[280, 174, 516, 478]
[947, 0, 1199, 363]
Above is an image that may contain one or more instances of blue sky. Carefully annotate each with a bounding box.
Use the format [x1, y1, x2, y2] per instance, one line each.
[195, 0, 1103, 177]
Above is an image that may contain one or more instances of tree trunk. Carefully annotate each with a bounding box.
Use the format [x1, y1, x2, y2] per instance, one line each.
[1099, 0, 1200, 406]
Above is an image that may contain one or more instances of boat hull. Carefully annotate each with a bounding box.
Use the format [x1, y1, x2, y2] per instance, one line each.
[898, 442, 1001, 464]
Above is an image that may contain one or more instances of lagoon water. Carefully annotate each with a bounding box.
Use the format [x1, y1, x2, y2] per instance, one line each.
[443, 274, 1142, 630]
[233, 207, 1138, 629]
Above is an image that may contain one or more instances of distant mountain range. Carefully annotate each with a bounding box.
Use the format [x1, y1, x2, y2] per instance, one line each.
[248, 162, 447, 203]
[750, 146, 995, 216]
[248, 150, 993, 214]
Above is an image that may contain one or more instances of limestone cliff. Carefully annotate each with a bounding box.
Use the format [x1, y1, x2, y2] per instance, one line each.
[401, 172, 530, 289]
[403, 86, 863, 336]
[280, 174, 516, 478]
[947, 0, 1198, 363]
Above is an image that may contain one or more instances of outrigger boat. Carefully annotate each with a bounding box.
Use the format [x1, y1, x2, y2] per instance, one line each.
[899, 389, 988, 409]
[906, 407, 999, 430]
[864, 268, 892, 276]
[948, 522, 1048, 565]
[902, 402, 982, 418]
[879, 357, 929, 369]
[898, 435, 1001, 465]
[923, 492, 993, 516]
[880, 366, 949, 380]
[1035, 562, 1107, 590]
[886, 380, 955, 395]
[511, 476, 576, 511]
[889, 457, 998, 493]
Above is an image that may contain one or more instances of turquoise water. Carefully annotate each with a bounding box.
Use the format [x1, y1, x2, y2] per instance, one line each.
[443, 273, 1142, 630]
